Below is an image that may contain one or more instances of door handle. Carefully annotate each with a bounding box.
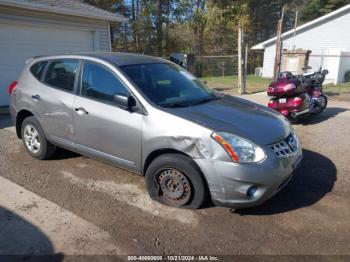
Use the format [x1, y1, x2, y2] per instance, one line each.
[32, 95, 41, 101]
[75, 107, 89, 115]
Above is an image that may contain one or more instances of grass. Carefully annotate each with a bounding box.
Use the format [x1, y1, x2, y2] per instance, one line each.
[201, 75, 350, 101]
[323, 82, 350, 101]
[200, 75, 271, 95]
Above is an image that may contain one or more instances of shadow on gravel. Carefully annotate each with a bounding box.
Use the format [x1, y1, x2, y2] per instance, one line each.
[0, 207, 63, 261]
[237, 149, 336, 215]
[298, 107, 348, 125]
[48, 148, 81, 161]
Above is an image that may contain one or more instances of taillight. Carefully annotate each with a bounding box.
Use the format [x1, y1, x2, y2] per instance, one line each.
[280, 109, 289, 116]
[8, 81, 18, 94]
[292, 97, 302, 106]
[268, 100, 278, 108]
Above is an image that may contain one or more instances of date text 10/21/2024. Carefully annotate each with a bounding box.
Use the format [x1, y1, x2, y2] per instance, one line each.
[127, 256, 220, 261]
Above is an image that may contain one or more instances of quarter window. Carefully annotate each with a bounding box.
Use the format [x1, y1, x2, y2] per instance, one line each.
[44, 60, 79, 91]
[81, 62, 129, 103]
[30, 61, 47, 81]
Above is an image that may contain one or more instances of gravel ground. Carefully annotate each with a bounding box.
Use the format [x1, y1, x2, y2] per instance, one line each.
[0, 93, 349, 257]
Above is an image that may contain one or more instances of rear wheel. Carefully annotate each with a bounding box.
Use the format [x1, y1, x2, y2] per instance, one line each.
[145, 154, 208, 209]
[21, 116, 56, 160]
[310, 94, 327, 115]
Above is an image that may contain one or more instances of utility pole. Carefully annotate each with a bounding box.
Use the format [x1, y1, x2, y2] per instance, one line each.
[238, 22, 244, 94]
[293, 10, 299, 50]
[273, 7, 284, 81]
[244, 44, 248, 93]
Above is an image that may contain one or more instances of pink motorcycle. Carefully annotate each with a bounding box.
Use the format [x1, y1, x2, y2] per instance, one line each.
[267, 69, 328, 120]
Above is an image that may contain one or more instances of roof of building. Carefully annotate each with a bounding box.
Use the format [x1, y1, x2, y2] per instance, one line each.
[0, 0, 127, 22]
[252, 4, 350, 50]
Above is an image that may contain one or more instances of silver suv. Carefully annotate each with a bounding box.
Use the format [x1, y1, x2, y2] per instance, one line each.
[9, 53, 303, 209]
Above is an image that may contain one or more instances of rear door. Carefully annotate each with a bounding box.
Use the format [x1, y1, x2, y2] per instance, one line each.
[25, 59, 80, 146]
[73, 60, 143, 172]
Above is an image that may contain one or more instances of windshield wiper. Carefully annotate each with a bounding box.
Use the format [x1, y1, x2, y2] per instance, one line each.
[159, 102, 190, 108]
[159, 94, 220, 108]
[190, 95, 220, 106]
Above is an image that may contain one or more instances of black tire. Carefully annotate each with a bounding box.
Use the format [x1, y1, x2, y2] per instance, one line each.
[21, 116, 56, 160]
[145, 154, 208, 209]
[311, 94, 328, 115]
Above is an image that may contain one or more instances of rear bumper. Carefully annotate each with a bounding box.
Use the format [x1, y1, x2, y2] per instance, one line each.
[194, 146, 303, 208]
[268, 95, 309, 117]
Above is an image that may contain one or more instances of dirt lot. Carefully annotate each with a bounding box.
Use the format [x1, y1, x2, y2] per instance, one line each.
[0, 93, 349, 258]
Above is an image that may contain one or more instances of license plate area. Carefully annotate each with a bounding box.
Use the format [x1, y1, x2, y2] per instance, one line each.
[279, 98, 287, 104]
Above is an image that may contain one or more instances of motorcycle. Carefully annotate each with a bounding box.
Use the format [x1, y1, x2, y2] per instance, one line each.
[267, 68, 328, 120]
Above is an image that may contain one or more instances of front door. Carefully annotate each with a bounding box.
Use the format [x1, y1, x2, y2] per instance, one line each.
[73, 61, 143, 172]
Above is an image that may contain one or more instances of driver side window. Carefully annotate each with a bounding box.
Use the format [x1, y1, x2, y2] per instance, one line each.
[81, 61, 129, 103]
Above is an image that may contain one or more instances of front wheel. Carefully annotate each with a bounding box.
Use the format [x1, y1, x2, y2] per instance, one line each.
[145, 154, 208, 209]
[310, 94, 327, 115]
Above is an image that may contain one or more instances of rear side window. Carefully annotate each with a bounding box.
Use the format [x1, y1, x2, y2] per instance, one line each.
[44, 60, 79, 92]
[30, 61, 47, 81]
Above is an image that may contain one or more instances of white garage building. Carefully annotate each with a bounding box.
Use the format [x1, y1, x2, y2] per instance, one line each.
[252, 4, 350, 84]
[0, 0, 126, 106]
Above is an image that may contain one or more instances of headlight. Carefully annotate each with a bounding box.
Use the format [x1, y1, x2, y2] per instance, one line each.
[212, 132, 266, 163]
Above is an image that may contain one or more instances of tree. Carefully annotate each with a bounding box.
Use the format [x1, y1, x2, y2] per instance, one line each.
[85, 0, 350, 60]
[299, 0, 350, 22]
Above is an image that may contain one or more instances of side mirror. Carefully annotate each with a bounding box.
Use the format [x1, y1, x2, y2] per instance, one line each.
[113, 93, 137, 110]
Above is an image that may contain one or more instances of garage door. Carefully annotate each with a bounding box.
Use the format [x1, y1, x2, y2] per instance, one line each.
[0, 23, 94, 106]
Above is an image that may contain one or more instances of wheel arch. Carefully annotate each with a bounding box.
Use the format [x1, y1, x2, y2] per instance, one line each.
[15, 109, 34, 139]
[142, 148, 190, 176]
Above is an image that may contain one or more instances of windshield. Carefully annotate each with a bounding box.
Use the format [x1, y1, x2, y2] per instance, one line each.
[120, 63, 216, 107]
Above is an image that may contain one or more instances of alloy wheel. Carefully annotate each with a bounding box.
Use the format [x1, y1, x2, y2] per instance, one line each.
[23, 124, 41, 154]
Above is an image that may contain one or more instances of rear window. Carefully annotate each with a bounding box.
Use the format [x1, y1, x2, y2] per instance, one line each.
[44, 60, 79, 92]
[30, 61, 47, 81]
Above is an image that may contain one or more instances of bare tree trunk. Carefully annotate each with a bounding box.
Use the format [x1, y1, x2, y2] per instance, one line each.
[135, 0, 140, 51]
[164, 1, 170, 56]
[124, 23, 129, 52]
[156, 0, 163, 56]
[131, 0, 138, 51]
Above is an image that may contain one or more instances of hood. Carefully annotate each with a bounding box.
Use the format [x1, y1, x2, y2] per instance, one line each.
[164, 94, 290, 145]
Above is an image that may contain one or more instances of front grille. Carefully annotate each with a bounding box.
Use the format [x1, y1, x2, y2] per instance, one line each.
[270, 133, 298, 158]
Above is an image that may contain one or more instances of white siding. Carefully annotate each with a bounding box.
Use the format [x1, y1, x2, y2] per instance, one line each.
[261, 10, 350, 83]
[0, 6, 111, 52]
[338, 51, 350, 83]
[262, 45, 275, 78]
[0, 6, 112, 106]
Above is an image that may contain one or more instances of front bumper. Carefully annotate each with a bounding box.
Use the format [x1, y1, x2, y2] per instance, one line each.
[194, 145, 303, 208]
